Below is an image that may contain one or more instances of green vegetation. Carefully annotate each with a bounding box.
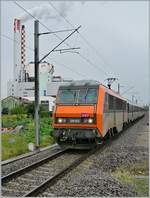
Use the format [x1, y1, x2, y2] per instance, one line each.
[10, 105, 27, 115]
[2, 114, 55, 160]
[112, 168, 133, 184]
[2, 114, 29, 128]
[112, 163, 149, 197]
[2, 133, 29, 160]
[2, 107, 9, 115]
[134, 178, 149, 197]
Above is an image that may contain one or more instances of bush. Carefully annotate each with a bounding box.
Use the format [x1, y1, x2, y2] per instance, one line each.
[26, 102, 35, 118]
[11, 105, 27, 115]
[40, 111, 50, 118]
[2, 114, 29, 128]
[2, 108, 9, 115]
[1, 115, 55, 160]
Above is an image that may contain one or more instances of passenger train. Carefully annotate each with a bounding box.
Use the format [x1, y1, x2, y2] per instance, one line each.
[52, 80, 145, 149]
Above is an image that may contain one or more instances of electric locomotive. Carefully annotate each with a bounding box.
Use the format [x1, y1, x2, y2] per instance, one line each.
[52, 80, 145, 149]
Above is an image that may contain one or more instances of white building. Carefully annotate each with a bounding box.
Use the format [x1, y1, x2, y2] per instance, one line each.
[8, 61, 55, 98]
[47, 76, 72, 97]
[7, 19, 73, 109]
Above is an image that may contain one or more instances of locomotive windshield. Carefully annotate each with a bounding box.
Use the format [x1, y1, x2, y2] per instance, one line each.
[57, 88, 98, 104]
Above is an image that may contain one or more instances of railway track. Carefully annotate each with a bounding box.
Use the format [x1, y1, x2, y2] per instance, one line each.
[2, 144, 59, 167]
[2, 149, 68, 197]
[1, 144, 61, 177]
[1, 116, 144, 197]
[1, 148, 99, 197]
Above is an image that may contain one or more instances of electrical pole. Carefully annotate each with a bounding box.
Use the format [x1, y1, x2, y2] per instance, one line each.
[34, 20, 40, 149]
[33, 20, 81, 150]
[132, 95, 134, 103]
[118, 83, 120, 93]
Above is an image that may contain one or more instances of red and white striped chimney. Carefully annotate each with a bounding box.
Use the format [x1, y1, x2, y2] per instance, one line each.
[21, 25, 26, 82]
[14, 18, 26, 82]
[21, 25, 26, 66]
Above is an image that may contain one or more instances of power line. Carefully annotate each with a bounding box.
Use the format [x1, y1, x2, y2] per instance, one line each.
[1, 34, 34, 52]
[48, 1, 141, 98]
[48, 1, 116, 76]
[78, 53, 108, 77]
[14, 1, 70, 47]
[1, 33, 87, 78]
[39, 25, 81, 63]
[14, 1, 109, 77]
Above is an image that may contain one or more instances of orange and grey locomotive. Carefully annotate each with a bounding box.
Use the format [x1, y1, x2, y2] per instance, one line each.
[52, 80, 145, 149]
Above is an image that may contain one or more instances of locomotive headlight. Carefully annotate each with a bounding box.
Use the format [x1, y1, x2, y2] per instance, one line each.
[58, 118, 63, 123]
[57, 118, 67, 123]
[88, 118, 93, 124]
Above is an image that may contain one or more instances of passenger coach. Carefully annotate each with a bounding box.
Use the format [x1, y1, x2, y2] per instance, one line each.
[52, 80, 145, 149]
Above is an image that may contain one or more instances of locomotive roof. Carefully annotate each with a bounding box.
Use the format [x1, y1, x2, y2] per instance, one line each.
[58, 80, 142, 107]
[59, 80, 100, 88]
[101, 84, 126, 101]
[59, 80, 125, 100]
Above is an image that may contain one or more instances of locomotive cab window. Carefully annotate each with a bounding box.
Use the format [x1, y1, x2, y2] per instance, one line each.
[82, 88, 98, 104]
[56, 89, 78, 104]
[57, 87, 98, 104]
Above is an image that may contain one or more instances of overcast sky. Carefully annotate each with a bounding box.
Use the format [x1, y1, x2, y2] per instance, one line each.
[1, 1, 149, 105]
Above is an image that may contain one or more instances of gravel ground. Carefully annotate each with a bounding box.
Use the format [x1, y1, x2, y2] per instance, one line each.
[1, 144, 61, 176]
[2, 151, 83, 197]
[39, 114, 149, 197]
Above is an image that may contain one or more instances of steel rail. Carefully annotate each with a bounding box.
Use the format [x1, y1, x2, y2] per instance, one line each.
[2, 149, 67, 184]
[1, 144, 59, 166]
[1, 115, 145, 197]
[24, 146, 101, 197]
[24, 116, 143, 198]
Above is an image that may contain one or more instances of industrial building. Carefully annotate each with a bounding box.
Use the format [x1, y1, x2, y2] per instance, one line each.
[7, 18, 72, 110]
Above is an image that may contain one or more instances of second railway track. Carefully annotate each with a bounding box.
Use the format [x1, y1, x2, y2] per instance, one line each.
[1, 148, 98, 197]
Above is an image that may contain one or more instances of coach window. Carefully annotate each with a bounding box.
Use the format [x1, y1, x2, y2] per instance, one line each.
[104, 93, 109, 112]
[116, 98, 123, 110]
[123, 101, 126, 111]
[127, 103, 129, 112]
[108, 94, 114, 110]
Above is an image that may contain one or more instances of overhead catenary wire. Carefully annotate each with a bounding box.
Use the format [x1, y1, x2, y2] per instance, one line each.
[14, 1, 71, 48]
[1, 33, 87, 78]
[13, 1, 109, 77]
[11, 1, 143, 104]
[48, 1, 142, 99]
[78, 53, 108, 77]
[48, 1, 116, 77]
[39, 25, 81, 63]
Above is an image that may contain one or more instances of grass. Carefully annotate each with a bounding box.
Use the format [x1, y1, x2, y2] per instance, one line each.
[112, 163, 149, 197]
[129, 161, 149, 176]
[134, 178, 149, 197]
[2, 133, 29, 160]
[1, 115, 55, 160]
[112, 168, 133, 184]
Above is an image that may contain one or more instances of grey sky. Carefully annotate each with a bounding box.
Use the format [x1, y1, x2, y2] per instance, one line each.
[1, 1, 149, 105]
